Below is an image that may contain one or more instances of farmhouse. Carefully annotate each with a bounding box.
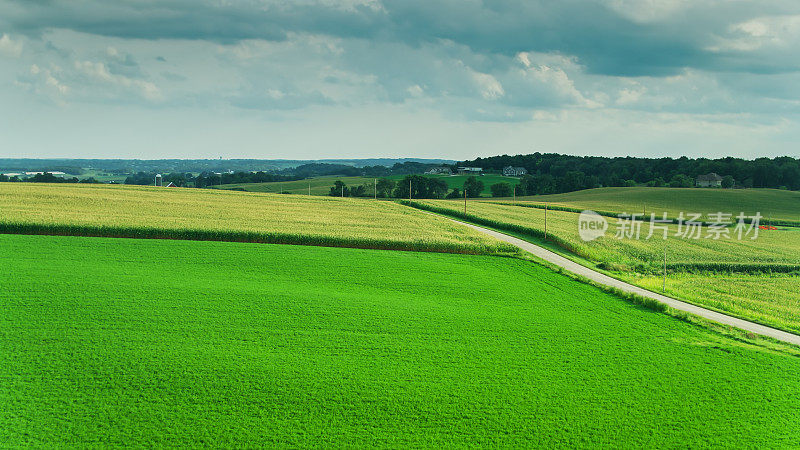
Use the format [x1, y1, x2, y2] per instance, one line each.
[696, 173, 723, 188]
[502, 166, 528, 177]
[457, 167, 483, 175]
[425, 167, 453, 175]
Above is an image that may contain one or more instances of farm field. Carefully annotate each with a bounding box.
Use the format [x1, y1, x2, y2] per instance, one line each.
[626, 273, 800, 334]
[502, 187, 800, 226]
[217, 174, 521, 197]
[216, 176, 373, 195]
[406, 199, 800, 332]
[0, 183, 512, 255]
[2, 234, 800, 446]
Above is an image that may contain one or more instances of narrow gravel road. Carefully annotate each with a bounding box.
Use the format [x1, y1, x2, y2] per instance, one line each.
[448, 217, 800, 346]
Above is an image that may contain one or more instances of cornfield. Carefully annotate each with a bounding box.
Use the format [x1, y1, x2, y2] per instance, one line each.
[0, 184, 516, 255]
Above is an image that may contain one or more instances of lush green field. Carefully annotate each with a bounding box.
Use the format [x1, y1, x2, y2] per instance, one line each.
[0, 183, 512, 254]
[504, 187, 800, 226]
[218, 174, 521, 197]
[406, 199, 800, 332]
[2, 234, 799, 446]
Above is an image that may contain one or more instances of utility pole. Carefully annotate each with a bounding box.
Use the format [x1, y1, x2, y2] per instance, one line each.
[464, 187, 467, 214]
[308, 183, 311, 196]
[663, 242, 667, 293]
[341, 185, 344, 198]
[513, 185, 516, 205]
[374, 178, 377, 200]
[409, 179, 412, 201]
[544, 204, 548, 240]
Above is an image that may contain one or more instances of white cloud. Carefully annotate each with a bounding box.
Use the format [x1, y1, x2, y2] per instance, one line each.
[600, 0, 695, 23]
[74, 60, 162, 101]
[616, 85, 647, 105]
[15, 63, 70, 104]
[470, 71, 505, 100]
[0, 33, 22, 57]
[709, 15, 800, 52]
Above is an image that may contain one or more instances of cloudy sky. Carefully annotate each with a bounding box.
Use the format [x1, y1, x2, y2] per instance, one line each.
[1, 0, 800, 160]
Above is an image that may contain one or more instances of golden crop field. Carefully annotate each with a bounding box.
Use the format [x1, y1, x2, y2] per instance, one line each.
[627, 272, 800, 334]
[0, 184, 514, 254]
[411, 199, 800, 270]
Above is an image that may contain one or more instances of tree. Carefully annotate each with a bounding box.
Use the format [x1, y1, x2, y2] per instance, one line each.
[558, 171, 586, 193]
[490, 182, 512, 197]
[329, 180, 349, 197]
[394, 175, 448, 199]
[445, 188, 461, 199]
[375, 178, 395, 198]
[721, 175, 735, 189]
[350, 184, 367, 197]
[669, 174, 693, 188]
[520, 174, 555, 195]
[463, 176, 484, 198]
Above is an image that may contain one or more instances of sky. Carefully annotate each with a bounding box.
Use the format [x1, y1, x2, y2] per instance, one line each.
[1, 0, 800, 160]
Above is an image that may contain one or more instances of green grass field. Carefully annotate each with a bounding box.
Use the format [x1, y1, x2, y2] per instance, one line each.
[503, 187, 800, 226]
[218, 174, 521, 197]
[216, 176, 373, 195]
[0, 183, 512, 255]
[406, 199, 800, 333]
[2, 234, 799, 446]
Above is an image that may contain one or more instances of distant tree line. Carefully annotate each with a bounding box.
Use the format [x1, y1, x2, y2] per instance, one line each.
[278, 161, 444, 178]
[123, 171, 302, 187]
[461, 153, 800, 193]
[0, 172, 99, 184]
[122, 162, 451, 188]
[329, 175, 487, 199]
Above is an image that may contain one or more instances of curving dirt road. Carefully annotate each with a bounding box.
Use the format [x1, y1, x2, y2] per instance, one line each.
[447, 217, 800, 346]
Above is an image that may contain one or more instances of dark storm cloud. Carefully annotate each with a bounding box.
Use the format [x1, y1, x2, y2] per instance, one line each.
[3, 0, 800, 77]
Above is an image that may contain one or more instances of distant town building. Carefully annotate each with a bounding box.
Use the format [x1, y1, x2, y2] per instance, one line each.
[502, 166, 528, 177]
[696, 173, 723, 188]
[457, 167, 483, 175]
[425, 167, 453, 175]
